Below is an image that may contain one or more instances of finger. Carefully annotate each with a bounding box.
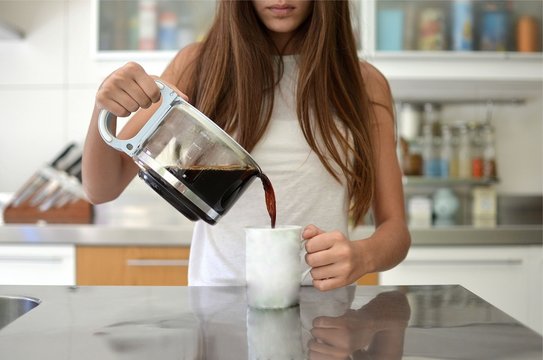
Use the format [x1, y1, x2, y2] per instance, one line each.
[305, 233, 336, 254]
[303, 224, 325, 239]
[117, 88, 143, 113]
[98, 98, 132, 118]
[305, 247, 334, 268]
[129, 67, 161, 103]
[128, 78, 158, 108]
[311, 262, 345, 281]
[313, 277, 345, 292]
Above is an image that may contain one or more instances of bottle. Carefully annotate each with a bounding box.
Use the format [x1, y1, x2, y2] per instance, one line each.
[452, 0, 474, 51]
[158, 11, 178, 50]
[479, 0, 509, 51]
[456, 123, 471, 179]
[402, 137, 423, 176]
[399, 103, 422, 143]
[517, 16, 540, 53]
[421, 103, 442, 178]
[139, 0, 157, 50]
[470, 123, 483, 178]
[418, 7, 447, 50]
[439, 125, 454, 178]
[482, 124, 498, 179]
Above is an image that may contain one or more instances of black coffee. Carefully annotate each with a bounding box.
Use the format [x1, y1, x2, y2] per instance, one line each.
[166, 166, 276, 228]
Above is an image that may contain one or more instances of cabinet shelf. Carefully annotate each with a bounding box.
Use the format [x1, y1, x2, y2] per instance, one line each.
[370, 51, 543, 61]
[403, 176, 498, 187]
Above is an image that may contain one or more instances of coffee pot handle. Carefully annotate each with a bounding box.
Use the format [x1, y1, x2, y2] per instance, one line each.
[97, 80, 182, 157]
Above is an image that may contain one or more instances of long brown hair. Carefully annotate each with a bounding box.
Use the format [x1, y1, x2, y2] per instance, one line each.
[185, 0, 376, 226]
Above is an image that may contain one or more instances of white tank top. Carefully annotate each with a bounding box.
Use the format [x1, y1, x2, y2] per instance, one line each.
[188, 56, 350, 286]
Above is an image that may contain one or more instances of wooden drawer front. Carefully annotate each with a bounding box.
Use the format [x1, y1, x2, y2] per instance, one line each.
[357, 273, 378, 286]
[76, 246, 189, 286]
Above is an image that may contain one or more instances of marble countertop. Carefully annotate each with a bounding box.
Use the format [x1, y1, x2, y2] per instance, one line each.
[0, 284, 541, 359]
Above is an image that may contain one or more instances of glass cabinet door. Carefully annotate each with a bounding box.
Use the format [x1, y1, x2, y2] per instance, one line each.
[374, 0, 542, 53]
[96, 0, 216, 53]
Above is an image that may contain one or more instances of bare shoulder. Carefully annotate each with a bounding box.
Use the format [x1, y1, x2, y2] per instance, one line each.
[358, 61, 393, 107]
[161, 43, 202, 89]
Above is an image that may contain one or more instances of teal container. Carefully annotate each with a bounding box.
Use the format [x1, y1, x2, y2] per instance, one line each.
[453, 0, 474, 51]
[377, 8, 404, 51]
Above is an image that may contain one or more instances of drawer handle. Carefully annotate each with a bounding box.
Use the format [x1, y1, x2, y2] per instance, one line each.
[402, 259, 523, 266]
[0, 256, 64, 264]
[126, 259, 189, 267]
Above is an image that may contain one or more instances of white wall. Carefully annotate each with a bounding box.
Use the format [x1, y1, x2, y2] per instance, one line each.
[0, 0, 541, 196]
[0, 0, 168, 194]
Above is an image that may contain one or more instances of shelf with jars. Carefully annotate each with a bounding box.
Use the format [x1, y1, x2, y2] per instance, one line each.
[398, 100, 502, 228]
[358, 0, 542, 101]
[364, 0, 542, 54]
[399, 102, 500, 183]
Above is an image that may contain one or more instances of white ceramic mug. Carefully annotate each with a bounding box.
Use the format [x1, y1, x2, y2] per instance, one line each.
[245, 225, 302, 309]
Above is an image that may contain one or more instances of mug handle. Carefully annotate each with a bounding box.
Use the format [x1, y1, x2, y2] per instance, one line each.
[97, 80, 182, 157]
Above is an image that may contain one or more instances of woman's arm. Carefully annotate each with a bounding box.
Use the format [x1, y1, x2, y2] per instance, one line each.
[356, 61, 411, 273]
[82, 45, 199, 204]
[303, 62, 410, 291]
[82, 62, 161, 204]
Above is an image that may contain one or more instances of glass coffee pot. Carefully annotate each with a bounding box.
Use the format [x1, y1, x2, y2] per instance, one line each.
[98, 80, 262, 225]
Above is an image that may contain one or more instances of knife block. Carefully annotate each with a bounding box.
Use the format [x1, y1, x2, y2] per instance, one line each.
[3, 199, 94, 224]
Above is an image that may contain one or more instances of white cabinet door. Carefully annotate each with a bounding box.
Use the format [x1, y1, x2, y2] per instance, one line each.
[0, 245, 75, 285]
[380, 245, 542, 334]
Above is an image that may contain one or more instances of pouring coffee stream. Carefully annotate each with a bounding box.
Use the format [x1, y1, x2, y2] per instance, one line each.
[98, 80, 277, 227]
[258, 172, 276, 229]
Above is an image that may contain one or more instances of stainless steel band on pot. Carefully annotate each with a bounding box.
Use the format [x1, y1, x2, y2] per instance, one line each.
[135, 151, 221, 221]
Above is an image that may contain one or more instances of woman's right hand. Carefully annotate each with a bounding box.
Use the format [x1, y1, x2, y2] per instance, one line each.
[95, 62, 163, 118]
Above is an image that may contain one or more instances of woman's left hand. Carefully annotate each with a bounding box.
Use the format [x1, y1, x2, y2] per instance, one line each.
[303, 224, 364, 291]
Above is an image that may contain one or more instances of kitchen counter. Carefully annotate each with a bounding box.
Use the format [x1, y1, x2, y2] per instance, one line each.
[0, 223, 541, 247]
[1, 189, 541, 247]
[0, 284, 541, 359]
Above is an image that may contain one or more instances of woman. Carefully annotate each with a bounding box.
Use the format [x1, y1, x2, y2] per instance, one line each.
[83, 0, 410, 290]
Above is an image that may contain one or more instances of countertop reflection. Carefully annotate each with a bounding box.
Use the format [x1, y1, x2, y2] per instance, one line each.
[0, 285, 541, 359]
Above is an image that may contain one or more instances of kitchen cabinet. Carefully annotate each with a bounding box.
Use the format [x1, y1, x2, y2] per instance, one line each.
[92, 0, 216, 59]
[76, 246, 189, 285]
[75, 245, 376, 286]
[359, 0, 543, 101]
[380, 245, 543, 334]
[0, 244, 75, 285]
[91, 0, 542, 101]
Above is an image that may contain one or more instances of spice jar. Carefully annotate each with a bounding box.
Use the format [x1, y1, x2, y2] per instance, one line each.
[517, 16, 540, 52]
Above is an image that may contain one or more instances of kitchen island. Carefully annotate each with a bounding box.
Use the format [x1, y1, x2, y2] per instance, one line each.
[0, 284, 541, 359]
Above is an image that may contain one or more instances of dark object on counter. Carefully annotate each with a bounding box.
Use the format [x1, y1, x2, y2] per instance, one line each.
[498, 195, 543, 225]
[3, 199, 93, 224]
